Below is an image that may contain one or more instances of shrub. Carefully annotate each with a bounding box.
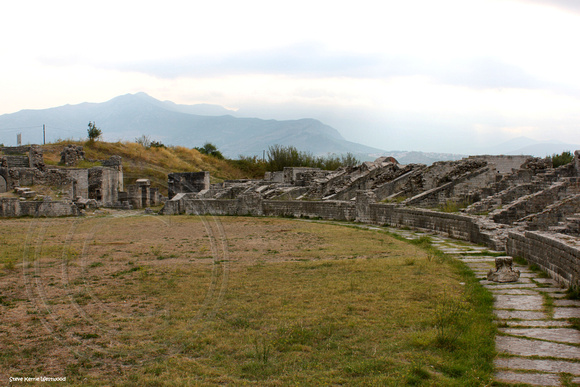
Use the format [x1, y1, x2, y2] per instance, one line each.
[266, 144, 359, 171]
[552, 151, 574, 168]
[87, 121, 102, 141]
[195, 142, 224, 159]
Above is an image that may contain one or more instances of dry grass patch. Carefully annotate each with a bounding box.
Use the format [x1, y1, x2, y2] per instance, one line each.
[0, 215, 495, 385]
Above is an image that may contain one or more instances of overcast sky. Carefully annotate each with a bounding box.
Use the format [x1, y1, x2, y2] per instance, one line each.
[1, 0, 580, 153]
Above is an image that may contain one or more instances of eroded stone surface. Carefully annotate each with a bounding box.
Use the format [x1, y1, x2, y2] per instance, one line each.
[495, 357, 580, 375]
[494, 310, 547, 320]
[499, 328, 580, 344]
[494, 371, 561, 386]
[553, 307, 580, 319]
[534, 287, 566, 294]
[494, 294, 544, 310]
[485, 283, 538, 289]
[505, 320, 571, 328]
[496, 336, 580, 359]
[534, 278, 561, 286]
[490, 289, 540, 295]
[554, 299, 580, 307]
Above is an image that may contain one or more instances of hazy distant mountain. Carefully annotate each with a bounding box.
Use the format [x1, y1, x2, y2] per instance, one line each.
[0, 92, 482, 165]
[383, 151, 466, 165]
[482, 136, 579, 157]
[507, 143, 580, 157]
[0, 93, 386, 158]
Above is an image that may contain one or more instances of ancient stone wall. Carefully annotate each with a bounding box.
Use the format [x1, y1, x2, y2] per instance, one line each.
[168, 172, 210, 199]
[0, 198, 79, 217]
[507, 231, 580, 287]
[89, 167, 119, 206]
[162, 192, 501, 249]
[263, 200, 356, 220]
[60, 169, 89, 199]
[470, 155, 532, 174]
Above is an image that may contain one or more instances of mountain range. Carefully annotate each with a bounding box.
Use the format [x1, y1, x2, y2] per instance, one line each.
[0, 93, 577, 164]
[0, 93, 384, 159]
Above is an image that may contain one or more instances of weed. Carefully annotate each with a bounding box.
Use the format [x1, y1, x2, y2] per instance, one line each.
[512, 256, 528, 265]
[410, 236, 432, 249]
[253, 336, 272, 364]
[542, 293, 555, 318]
[433, 293, 466, 348]
[439, 199, 471, 213]
[568, 318, 580, 330]
[3, 259, 16, 271]
[566, 285, 580, 300]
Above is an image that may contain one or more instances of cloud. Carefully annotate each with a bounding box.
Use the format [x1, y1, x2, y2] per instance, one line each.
[93, 43, 542, 91]
[519, 0, 580, 13]
[433, 57, 544, 89]
[104, 42, 393, 79]
[39, 41, 546, 93]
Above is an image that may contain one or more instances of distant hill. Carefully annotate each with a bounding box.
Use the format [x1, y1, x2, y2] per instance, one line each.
[0, 93, 384, 159]
[482, 136, 579, 157]
[0, 93, 486, 165]
[382, 150, 466, 165]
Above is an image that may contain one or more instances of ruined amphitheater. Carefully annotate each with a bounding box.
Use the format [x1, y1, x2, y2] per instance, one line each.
[3, 144, 580, 383]
[162, 152, 580, 289]
[2, 145, 580, 288]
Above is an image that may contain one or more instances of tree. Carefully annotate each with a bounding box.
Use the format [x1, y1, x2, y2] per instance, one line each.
[135, 134, 151, 148]
[195, 142, 224, 159]
[551, 151, 574, 168]
[87, 121, 102, 141]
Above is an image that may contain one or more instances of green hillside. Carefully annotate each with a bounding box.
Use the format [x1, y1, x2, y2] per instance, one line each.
[41, 140, 259, 196]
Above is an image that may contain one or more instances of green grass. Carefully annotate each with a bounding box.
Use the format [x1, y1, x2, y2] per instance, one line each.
[0, 216, 496, 385]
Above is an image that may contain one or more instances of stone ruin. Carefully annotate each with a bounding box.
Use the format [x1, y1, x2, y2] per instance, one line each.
[2, 144, 579, 287]
[487, 256, 521, 282]
[60, 145, 85, 167]
[0, 144, 165, 216]
[162, 153, 580, 238]
[161, 152, 580, 287]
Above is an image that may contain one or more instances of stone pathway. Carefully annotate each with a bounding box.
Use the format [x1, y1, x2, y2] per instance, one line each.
[384, 227, 580, 386]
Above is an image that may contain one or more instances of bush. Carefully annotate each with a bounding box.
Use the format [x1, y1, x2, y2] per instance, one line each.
[195, 142, 224, 159]
[552, 151, 574, 168]
[228, 155, 268, 178]
[266, 144, 359, 171]
[150, 140, 165, 149]
[135, 135, 151, 148]
[87, 121, 102, 141]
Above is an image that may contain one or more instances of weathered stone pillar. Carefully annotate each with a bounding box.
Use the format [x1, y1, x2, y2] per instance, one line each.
[487, 256, 520, 282]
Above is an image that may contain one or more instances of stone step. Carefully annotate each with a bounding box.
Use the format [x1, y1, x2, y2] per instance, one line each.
[494, 371, 561, 386]
[496, 336, 580, 359]
[499, 327, 580, 344]
[495, 358, 580, 376]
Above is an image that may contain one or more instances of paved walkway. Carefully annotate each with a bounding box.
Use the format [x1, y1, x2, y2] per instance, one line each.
[384, 227, 580, 386]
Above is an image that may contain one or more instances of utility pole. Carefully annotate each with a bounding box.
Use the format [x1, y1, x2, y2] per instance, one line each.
[43, 124, 46, 145]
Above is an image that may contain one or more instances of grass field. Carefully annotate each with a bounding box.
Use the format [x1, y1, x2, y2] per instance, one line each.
[0, 215, 495, 386]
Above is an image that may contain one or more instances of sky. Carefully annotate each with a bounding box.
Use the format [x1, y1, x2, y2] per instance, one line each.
[1, 0, 580, 154]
